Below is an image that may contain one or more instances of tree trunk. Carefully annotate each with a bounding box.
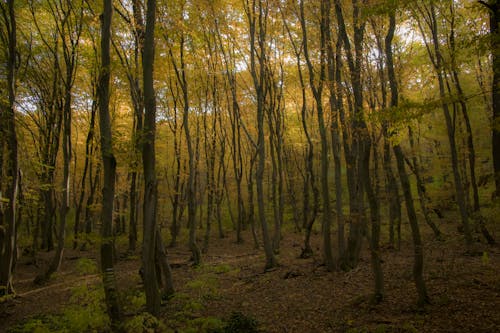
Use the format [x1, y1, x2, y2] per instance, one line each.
[387, 11, 429, 307]
[483, 0, 500, 196]
[328, 36, 345, 264]
[73, 96, 97, 249]
[98, 0, 122, 325]
[334, 0, 367, 269]
[155, 229, 175, 298]
[128, 171, 138, 251]
[0, 0, 18, 296]
[412, 2, 473, 247]
[247, 150, 259, 249]
[282, 11, 319, 257]
[36, 0, 83, 284]
[245, 0, 276, 269]
[394, 145, 430, 307]
[142, 0, 161, 316]
[407, 127, 442, 240]
[300, 0, 334, 271]
[362, 143, 384, 303]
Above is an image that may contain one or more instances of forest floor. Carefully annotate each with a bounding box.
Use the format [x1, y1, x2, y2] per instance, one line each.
[1, 214, 500, 333]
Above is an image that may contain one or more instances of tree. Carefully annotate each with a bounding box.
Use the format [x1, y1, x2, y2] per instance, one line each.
[387, 9, 429, 307]
[326, 3, 346, 263]
[299, 0, 335, 271]
[97, 0, 122, 327]
[244, 0, 277, 270]
[334, 0, 369, 269]
[281, 4, 320, 258]
[113, 0, 145, 253]
[479, 0, 500, 196]
[168, 19, 201, 265]
[413, 0, 473, 248]
[142, 0, 162, 316]
[0, 0, 18, 296]
[26, 1, 64, 252]
[34, 0, 85, 284]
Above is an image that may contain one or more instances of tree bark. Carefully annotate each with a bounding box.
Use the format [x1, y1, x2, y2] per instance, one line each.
[424, 2, 473, 247]
[334, 0, 368, 269]
[407, 127, 442, 240]
[142, 0, 161, 316]
[0, 0, 18, 296]
[327, 27, 345, 265]
[35, 0, 82, 284]
[300, 0, 335, 271]
[480, 0, 500, 196]
[73, 89, 97, 249]
[245, 0, 276, 269]
[387, 11, 429, 307]
[282, 9, 319, 257]
[98, 0, 122, 326]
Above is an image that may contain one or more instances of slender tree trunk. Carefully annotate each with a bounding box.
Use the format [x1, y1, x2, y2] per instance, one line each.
[35, 0, 84, 284]
[202, 79, 217, 253]
[376, 19, 401, 250]
[84, 167, 99, 238]
[142, 0, 161, 316]
[413, 2, 473, 247]
[74, 97, 97, 249]
[407, 127, 442, 239]
[282, 11, 319, 257]
[300, 0, 334, 271]
[155, 228, 174, 298]
[335, 0, 367, 269]
[245, 0, 276, 269]
[427, 3, 473, 247]
[362, 143, 384, 303]
[128, 171, 138, 251]
[384, 136, 401, 248]
[0, 0, 18, 296]
[394, 145, 429, 306]
[183, 50, 201, 266]
[387, 11, 429, 307]
[98, 0, 122, 325]
[327, 36, 345, 264]
[168, 116, 183, 247]
[247, 150, 259, 249]
[481, 0, 500, 196]
[49, 76, 71, 275]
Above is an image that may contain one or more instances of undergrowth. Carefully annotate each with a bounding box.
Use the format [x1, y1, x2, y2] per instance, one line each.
[8, 262, 261, 333]
[8, 284, 110, 333]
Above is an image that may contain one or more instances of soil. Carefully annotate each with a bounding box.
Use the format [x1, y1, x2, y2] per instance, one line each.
[1, 216, 500, 332]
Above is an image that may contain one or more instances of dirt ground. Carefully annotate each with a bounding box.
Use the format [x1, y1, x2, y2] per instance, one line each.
[1, 216, 500, 332]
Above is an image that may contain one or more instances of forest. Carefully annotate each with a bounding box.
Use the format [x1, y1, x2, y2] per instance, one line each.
[1, 0, 500, 332]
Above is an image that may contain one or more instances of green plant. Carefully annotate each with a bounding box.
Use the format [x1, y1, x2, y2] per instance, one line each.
[9, 285, 110, 333]
[63, 284, 110, 331]
[75, 258, 98, 275]
[401, 322, 418, 333]
[482, 251, 490, 265]
[124, 312, 167, 333]
[185, 275, 219, 300]
[374, 324, 388, 333]
[211, 264, 232, 274]
[179, 317, 225, 333]
[123, 290, 146, 313]
[223, 312, 260, 333]
[183, 300, 204, 313]
[8, 316, 53, 333]
[345, 328, 368, 333]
